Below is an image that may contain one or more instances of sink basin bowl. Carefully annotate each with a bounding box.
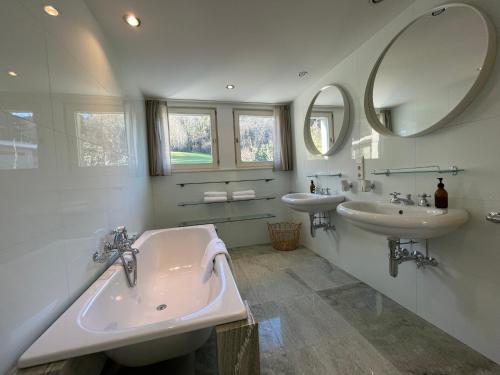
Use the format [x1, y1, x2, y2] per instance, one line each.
[336, 201, 468, 239]
[281, 193, 345, 213]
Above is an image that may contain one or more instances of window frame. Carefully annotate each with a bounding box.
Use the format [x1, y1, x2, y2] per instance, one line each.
[310, 110, 335, 154]
[167, 107, 219, 172]
[233, 108, 275, 168]
[69, 103, 129, 168]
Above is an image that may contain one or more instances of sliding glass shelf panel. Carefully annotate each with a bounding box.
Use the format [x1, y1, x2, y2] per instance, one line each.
[179, 213, 276, 227]
[178, 196, 276, 206]
[177, 178, 274, 187]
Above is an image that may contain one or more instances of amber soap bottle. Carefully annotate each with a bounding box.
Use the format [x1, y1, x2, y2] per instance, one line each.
[434, 178, 448, 208]
[310, 180, 316, 193]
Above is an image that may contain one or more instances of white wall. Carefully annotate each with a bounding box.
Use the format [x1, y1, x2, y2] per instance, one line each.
[152, 101, 292, 247]
[291, 0, 500, 364]
[0, 0, 153, 373]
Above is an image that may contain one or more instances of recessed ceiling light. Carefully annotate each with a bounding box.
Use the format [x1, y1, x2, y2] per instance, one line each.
[123, 14, 141, 27]
[298, 71, 308, 78]
[7, 71, 18, 77]
[226, 84, 235, 90]
[43, 5, 59, 16]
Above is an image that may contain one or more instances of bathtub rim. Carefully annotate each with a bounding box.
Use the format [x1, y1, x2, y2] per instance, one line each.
[17, 225, 247, 369]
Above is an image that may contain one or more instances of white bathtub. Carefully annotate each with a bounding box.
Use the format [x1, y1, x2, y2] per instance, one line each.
[18, 225, 247, 368]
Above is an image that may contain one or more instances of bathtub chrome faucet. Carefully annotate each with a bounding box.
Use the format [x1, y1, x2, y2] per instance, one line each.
[93, 226, 139, 287]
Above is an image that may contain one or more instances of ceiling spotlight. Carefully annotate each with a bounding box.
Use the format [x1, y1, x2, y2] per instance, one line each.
[123, 14, 141, 27]
[43, 5, 59, 16]
[226, 84, 235, 90]
[7, 71, 18, 77]
[298, 71, 308, 78]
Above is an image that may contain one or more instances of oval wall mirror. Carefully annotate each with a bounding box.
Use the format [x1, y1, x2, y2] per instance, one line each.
[304, 84, 351, 156]
[365, 3, 496, 138]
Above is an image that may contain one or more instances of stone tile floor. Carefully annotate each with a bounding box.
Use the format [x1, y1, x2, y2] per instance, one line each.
[230, 244, 500, 375]
[104, 244, 500, 375]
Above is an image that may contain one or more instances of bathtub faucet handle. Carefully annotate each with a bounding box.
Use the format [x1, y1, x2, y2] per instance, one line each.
[113, 225, 126, 234]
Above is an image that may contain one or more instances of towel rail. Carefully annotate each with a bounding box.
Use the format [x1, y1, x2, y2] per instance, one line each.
[370, 165, 464, 176]
[306, 173, 342, 178]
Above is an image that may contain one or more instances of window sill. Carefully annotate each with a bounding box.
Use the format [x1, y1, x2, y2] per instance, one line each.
[172, 166, 273, 174]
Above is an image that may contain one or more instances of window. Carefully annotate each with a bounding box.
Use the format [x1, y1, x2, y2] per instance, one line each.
[75, 111, 128, 167]
[0, 111, 38, 170]
[168, 107, 218, 170]
[310, 111, 334, 155]
[233, 109, 275, 167]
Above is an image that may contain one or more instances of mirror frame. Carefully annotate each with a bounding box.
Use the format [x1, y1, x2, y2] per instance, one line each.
[304, 84, 351, 156]
[364, 3, 497, 138]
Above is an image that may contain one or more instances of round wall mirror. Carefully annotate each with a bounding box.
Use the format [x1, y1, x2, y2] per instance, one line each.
[365, 3, 496, 137]
[304, 84, 350, 156]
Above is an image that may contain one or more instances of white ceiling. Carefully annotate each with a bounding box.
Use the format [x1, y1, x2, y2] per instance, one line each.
[85, 0, 415, 103]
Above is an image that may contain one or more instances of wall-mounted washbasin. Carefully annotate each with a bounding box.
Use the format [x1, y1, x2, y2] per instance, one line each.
[281, 193, 345, 213]
[336, 201, 468, 239]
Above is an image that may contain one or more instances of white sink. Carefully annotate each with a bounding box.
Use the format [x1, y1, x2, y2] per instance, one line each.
[281, 193, 345, 213]
[336, 201, 468, 239]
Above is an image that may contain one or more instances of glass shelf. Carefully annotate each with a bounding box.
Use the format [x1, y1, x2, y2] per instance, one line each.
[178, 178, 274, 187]
[178, 196, 276, 206]
[179, 213, 276, 227]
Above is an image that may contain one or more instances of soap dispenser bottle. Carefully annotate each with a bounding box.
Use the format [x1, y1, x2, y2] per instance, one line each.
[310, 180, 316, 194]
[434, 178, 448, 208]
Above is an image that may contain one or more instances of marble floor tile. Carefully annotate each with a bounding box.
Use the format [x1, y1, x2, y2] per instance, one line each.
[235, 257, 313, 305]
[260, 350, 298, 375]
[284, 333, 402, 375]
[232, 259, 261, 306]
[250, 304, 284, 354]
[314, 333, 402, 375]
[287, 258, 359, 291]
[318, 283, 500, 375]
[253, 293, 354, 350]
[229, 244, 276, 260]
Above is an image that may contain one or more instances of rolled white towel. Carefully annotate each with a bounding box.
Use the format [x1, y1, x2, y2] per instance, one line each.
[232, 194, 256, 200]
[232, 190, 256, 197]
[204, 191, 228, 197]
[200, 238, 233, 283]
[203, 196, 227, 203]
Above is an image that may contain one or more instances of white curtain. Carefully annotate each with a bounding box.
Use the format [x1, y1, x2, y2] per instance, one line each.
[273, 104, 293, 171]
[145, 100, 172, 176]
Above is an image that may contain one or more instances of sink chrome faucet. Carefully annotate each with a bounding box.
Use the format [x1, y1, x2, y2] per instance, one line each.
[389, 192, 415, 206]
[315, 187, 331, 195]
[93, 226, 139, 287]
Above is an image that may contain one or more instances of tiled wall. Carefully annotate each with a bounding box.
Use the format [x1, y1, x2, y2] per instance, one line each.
[0, 0, 153, 373]
[152, 101, 292, 248]
[291, 0, 500, 364]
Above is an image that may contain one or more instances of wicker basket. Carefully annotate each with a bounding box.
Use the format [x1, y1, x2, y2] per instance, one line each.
[267, 222, 301, 251]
